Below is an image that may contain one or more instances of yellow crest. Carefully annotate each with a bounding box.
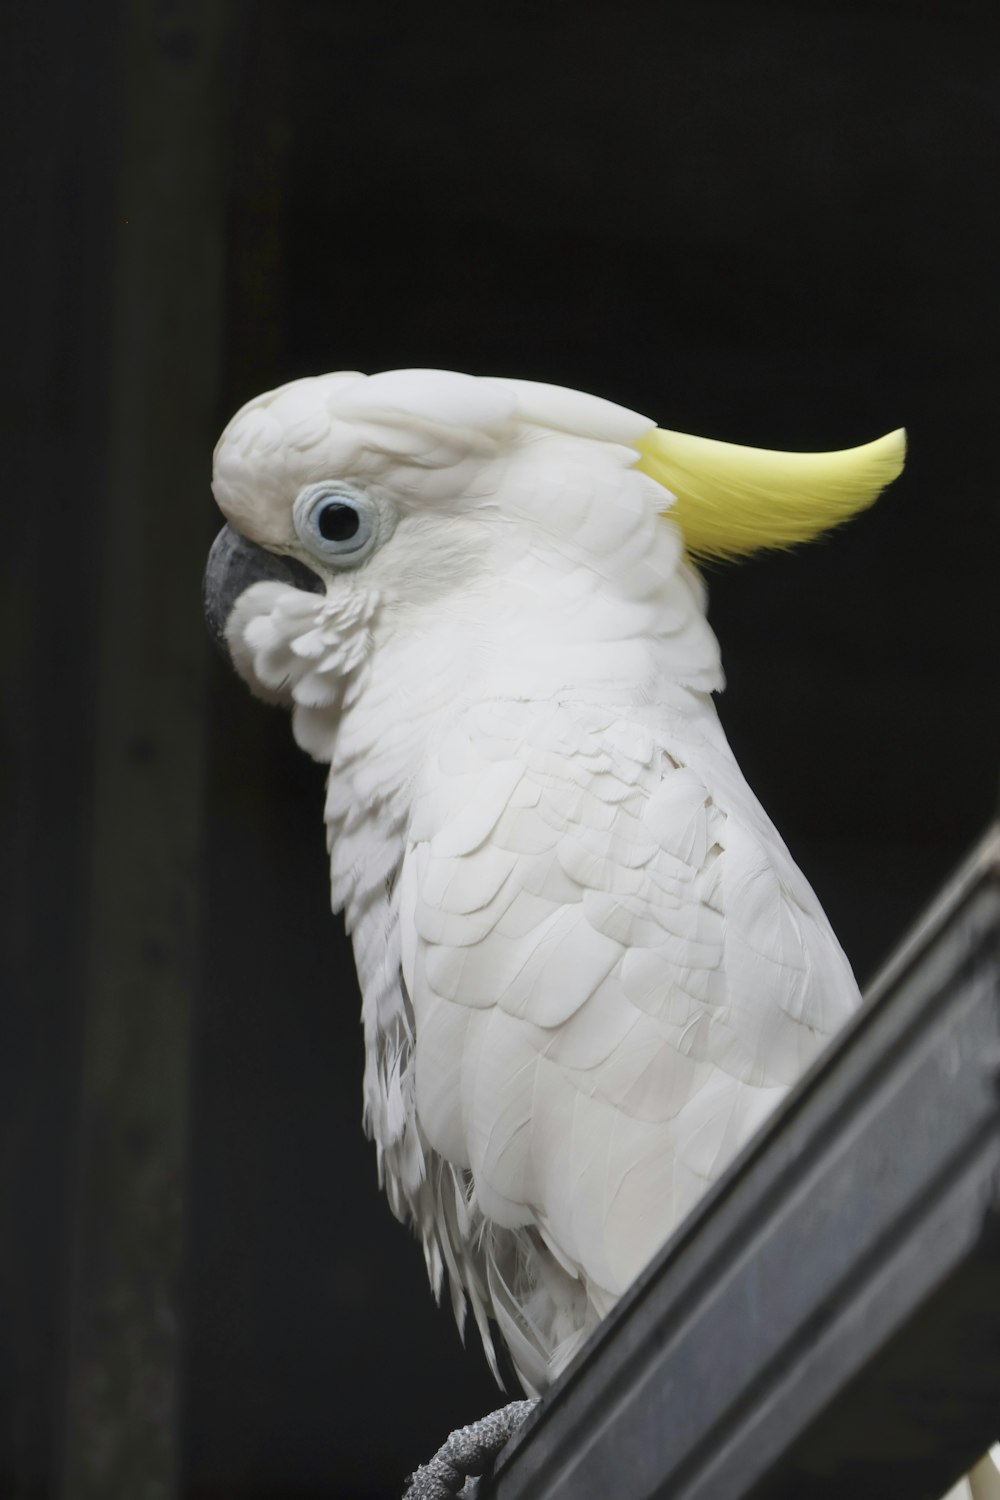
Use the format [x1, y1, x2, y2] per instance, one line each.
[635, 425, 906, 562]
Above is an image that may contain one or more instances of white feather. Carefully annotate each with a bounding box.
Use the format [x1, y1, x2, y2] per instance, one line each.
[213, 369, 865, 1395]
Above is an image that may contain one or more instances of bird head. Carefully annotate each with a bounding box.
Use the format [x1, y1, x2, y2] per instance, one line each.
[205, 368, 904, 741]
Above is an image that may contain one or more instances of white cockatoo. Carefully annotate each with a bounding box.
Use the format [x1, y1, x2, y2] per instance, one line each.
[205, 368, 905, 1385]
[205, 368, 920, 1487]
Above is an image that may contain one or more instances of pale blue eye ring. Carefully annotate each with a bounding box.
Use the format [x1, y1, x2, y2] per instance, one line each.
[292, 482, 380, 566]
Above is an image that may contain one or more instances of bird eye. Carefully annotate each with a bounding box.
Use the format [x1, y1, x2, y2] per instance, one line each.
[292, 482, 380, 566]
[317, 502, 360, 543]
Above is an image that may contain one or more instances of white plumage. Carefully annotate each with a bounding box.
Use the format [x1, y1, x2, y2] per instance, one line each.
[211, 368, 899, 1396]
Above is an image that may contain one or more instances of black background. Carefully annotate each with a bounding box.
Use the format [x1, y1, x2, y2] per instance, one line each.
[3, 1, 998, 1496]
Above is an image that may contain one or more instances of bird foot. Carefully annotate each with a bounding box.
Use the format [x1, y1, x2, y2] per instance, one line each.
[403, 1398, 538, 1500]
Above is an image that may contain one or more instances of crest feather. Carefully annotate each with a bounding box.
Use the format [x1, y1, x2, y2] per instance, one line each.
[635, 426, 906, 561]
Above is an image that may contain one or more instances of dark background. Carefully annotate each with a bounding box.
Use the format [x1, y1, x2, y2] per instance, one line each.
[2, 1, 997, 1497]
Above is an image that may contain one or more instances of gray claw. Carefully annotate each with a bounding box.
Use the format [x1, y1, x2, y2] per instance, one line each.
[404, 1399, 538, 1500]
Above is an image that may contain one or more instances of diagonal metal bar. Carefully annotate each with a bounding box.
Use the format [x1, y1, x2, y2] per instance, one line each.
[485, 823, 1000, 1500]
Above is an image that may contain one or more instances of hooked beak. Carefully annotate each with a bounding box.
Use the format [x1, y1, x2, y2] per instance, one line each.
[203, 523, 325, 655]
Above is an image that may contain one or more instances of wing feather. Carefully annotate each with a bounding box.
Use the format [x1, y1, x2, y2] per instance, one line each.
[399, 696, 861, 1384]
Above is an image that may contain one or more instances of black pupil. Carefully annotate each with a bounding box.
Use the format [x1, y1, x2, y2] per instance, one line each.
[318, 502, 360, 542]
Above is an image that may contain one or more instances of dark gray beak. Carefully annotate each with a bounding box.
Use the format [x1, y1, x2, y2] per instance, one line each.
[203, 524, 325, 654]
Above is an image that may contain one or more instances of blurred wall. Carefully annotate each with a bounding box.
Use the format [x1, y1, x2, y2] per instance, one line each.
[3, 1, 998, 1497]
